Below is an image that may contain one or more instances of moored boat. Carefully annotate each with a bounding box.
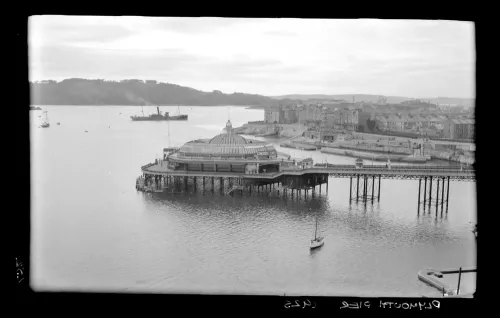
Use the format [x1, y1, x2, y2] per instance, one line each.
[41, 109, 50, 128]
[310, 217, 324, 249]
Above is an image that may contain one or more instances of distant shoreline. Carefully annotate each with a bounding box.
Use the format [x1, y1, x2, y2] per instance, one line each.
[29, 104, 260, 107]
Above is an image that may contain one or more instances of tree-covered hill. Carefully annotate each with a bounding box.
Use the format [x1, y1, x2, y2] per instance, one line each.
[29, 78, 284, 106]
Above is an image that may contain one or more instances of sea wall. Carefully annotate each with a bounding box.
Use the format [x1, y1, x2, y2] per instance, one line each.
[233, 123, 274, 135]
[234, 123, 307, 138]
[278, 124, 307, 138]
[321, 147, 427, 163]
[429, 150, 475, 165]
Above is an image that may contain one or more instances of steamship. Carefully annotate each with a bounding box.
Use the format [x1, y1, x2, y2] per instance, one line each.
[131, 106, 188, 121]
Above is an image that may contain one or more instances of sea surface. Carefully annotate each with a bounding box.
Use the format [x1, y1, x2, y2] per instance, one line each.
[30, 105, 477, 297]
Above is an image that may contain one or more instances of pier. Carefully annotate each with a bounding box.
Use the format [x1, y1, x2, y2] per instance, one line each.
[137, 120, 475, 215]
[138, 162, 474, 213]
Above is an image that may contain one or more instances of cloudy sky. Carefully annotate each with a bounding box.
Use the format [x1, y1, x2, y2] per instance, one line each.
[28, 16, 475, 98]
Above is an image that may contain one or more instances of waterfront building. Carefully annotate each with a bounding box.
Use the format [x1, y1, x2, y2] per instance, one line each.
[443, 118, 475, 140]
[355, 110, 372, 132]
[264, 107, 282, 124]
[375, 114, 404, 131]
[323, 108, 358, 131]
[282, 106, 299, 124]
[323, 111, 337, 129]
[165, 120, 286, 174]
[298, 105, 323, 123]
[304, 128, 340, 142]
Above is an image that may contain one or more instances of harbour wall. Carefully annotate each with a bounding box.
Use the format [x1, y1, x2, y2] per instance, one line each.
[234, 122, 307, 138]
[320, 147, 427, 163]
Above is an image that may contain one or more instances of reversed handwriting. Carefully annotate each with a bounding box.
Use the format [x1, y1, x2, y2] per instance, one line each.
[379, 300, 440, 310]
[340, 301, 371, 309]
[284, 299, 316, 309]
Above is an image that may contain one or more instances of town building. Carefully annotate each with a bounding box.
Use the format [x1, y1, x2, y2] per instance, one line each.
[264, 107, 282, 124]
[298, 105, 323, 123]
[443, 118, 475, 140]
[356, 110, 372, 132]
[281, 106, 299, 124]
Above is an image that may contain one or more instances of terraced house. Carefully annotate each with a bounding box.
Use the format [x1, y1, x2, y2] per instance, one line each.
[443, 118, 475, 140]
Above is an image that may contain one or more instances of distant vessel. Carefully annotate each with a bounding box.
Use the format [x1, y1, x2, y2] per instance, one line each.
[310, 217, 324, 249]
[30, 106, 42, 110]
[41, 109, 50, 128]
[131, 105, 188, 121]
[168, 106, 188, 121]
[131, 106, 168, 121]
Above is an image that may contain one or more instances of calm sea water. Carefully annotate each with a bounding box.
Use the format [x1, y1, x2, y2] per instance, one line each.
[30, 106, 477, 297]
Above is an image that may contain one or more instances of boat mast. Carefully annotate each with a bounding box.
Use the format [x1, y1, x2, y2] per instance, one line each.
[314, 218, 318, 239]
[142, 106, 144, 116]
[168, 119, 171, 148]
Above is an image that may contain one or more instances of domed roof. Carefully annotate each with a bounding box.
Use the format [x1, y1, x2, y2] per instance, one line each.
[208, 120, 248, 145]
[209, 133, 247, 145]
[176, 120, 278, 158]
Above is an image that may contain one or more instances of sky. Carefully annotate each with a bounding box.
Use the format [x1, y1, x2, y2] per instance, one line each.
[28, 16, 475, 98]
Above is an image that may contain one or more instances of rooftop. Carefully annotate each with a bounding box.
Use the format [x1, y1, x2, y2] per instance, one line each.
[449, 119, 475, 124]
[176, 120, 278, 158]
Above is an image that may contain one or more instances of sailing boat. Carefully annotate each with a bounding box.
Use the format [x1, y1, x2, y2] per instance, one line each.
[310, 217, 324, 249]
[168, 105, 188, 121]
[41, 109, 50, 128]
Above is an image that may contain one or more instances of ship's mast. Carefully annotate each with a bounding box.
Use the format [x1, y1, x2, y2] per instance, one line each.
[168, 119, 171, 147]
[314, 218, 318, 239]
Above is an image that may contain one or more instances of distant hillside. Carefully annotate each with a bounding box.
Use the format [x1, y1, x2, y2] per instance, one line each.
[30, 78, 286, 106]
[419, 97, 475, 108]
[270, 94, 475, 107]
[269, 94, 410, 103]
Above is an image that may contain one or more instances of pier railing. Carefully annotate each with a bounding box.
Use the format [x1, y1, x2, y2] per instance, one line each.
[313, 163, 474, 170]
[142, 162, 475, 181]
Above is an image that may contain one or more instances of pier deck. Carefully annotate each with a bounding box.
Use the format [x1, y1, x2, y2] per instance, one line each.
[141, 163, 475, 181]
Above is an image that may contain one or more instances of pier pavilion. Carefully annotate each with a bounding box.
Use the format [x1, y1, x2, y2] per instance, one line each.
[137, 120, 322, 196]
[165, 120, 289, 174]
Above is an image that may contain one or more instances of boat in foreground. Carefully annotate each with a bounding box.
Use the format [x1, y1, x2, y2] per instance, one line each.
[310, 217, 324, 249]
